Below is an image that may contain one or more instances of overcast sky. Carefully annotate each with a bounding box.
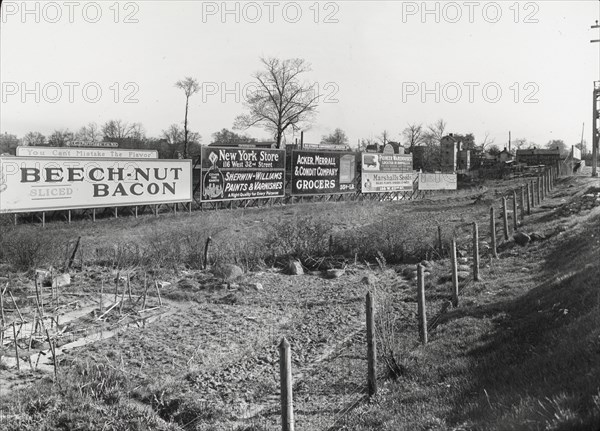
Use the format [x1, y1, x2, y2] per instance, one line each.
[1, 0, 599, 150]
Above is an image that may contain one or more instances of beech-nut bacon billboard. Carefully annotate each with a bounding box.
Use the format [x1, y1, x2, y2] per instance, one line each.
[200, 147, 285, 201]
[0, 157, 192, 213]
[361, 153, 415, 193]
[291, 150, 357, 196]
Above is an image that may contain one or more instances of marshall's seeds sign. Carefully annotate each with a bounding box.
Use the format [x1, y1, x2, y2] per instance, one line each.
[291, 150, 357, 196]
[361, 153, 414, 193]
[200, 147, 285, 201]
[0, 157, 192, 213]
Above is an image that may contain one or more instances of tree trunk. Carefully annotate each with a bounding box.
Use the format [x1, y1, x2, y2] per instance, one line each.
[183, 96, 190, 158]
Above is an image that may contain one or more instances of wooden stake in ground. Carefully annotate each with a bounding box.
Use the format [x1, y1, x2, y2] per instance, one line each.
[417, 264, 428, 344]
[502, 197, 509, 240]
[512, 190, 518, 231]
[142, 273, 149, 310]
[203, 237, 212, 270]
[279, 337, 295, 431]
[537, 177, 541, 204]
[114, 272, 120, 303]
[67, 236, 81, 271]
[154, 280, 163, 307]
[490, 207, 498, 259]
[13, 322, 20, 371]
[526, 183, 531, 215]
[530, 181, 535, 209]
[451, 239, 459, 306]
[366, 292, 377, 398]
[44, 327, 58, 380]
[472, 222, 480, 281]
[100, 280, 104, 313]
[0, 284, 5, 346]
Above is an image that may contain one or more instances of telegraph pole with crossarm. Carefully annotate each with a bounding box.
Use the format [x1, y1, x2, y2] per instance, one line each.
[591, 19, 599, 177]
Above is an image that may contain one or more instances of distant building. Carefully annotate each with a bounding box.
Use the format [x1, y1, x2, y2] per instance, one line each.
[516, 147, 561, 166]
[411, 146, 427, 171]
[497, 147, 514, 162]
[440, 135, 458, 173]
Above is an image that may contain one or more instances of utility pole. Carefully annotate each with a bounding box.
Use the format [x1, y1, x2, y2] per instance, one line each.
[592, 19, 600, 177]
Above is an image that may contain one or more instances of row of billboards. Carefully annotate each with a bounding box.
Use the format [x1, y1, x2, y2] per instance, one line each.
[0, 146, 456, 214]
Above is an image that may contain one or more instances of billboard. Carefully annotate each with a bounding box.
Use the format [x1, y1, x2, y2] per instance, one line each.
[572, 146, 582, 161]
[16, 146, 158, 159]
[66, 141, 118, 147]
[361, 153, 414, 193]
[417, 173, 457, 190]
[200, 147, 285, 201]
[0, 157, 192, 213]
[291, 150, 357, 196]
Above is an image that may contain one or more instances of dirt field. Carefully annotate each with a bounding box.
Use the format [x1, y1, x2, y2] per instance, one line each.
[0, 171, 599, 430]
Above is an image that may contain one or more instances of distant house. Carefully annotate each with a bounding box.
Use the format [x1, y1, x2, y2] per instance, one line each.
[497, 148, 514, 163]
[516, 147, 561, 166]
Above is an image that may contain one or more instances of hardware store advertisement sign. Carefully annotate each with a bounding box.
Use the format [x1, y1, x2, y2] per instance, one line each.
[200, 147, 285, 201]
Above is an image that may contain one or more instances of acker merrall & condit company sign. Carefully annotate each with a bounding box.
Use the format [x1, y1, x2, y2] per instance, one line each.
[291, 150, 357, 195]
[0, 157, 192, 213]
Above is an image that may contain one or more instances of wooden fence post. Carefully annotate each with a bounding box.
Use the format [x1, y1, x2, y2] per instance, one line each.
[490, 207, 498, 259]
[279, 337, 295, 431]
[537, 177, 541, 203]
[502, 197, 509, 240]
[512, 190, 518, 231]
[417, 264, 428, 344]
[526, 183, 531, 215]
[520, 186, 525, 220]
[451, 239, 459, 306]
[472, 222, 480, 281]
[437, 225, 443, 257]
[366, 292, 377, 398]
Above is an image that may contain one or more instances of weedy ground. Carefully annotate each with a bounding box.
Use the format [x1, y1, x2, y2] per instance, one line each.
[0, 173, 598, 430]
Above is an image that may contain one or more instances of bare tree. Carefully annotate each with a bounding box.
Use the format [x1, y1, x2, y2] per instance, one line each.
[162, 124, 184, 145]
[101, 120, 137, 140]
[513, 138, 528, 151]
[22, 131, 46, 146]
[423, 118, 447, 145]
[234, 57, 319, 149]
[212, 128, 255, 145]
[401, 123, 424, 152]
[76, 122, 102, 142]
[377, 130, 391, 145]
[48, 129, 74, 147]
[175, 77, 200, 158]
[479, 131, 495, 151]
[321, 128, 348, 146]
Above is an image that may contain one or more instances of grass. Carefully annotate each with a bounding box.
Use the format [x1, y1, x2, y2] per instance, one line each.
[334, 199, 600, 430]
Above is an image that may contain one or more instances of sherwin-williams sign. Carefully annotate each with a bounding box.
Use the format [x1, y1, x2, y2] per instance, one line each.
[361, 153, 414, 193]
[417, 173, 457, 190]
[16, 146, 158, 159]
[200, 147, 285, 201]
[291, 150, 357, 196]
[0, 157, 192, 213]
